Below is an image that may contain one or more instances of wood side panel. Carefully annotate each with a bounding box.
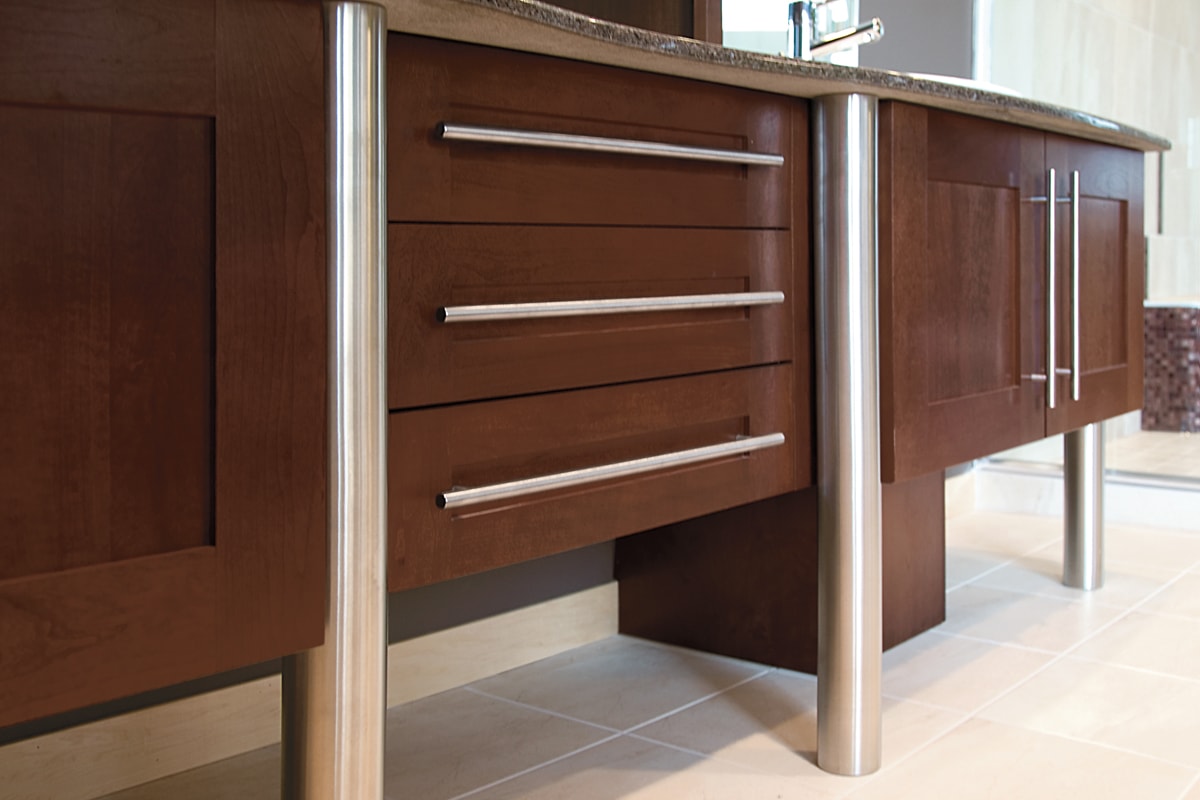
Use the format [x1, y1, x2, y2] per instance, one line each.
[213, 0, 327, 664]
[880, 471, 946, 647]
[389, 225, 793, 408]
[0, 0, 215, 114]
[0, 105, 214, 580]
[692, 0, 723, 44]
[389, 366, 799, 590]
[387, 33, 791, 228]
[615, 474, 946, 673]
[790, 99, 814, 489]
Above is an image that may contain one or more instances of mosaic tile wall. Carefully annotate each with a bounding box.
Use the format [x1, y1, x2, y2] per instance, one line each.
[1144, 306, 1200, 432]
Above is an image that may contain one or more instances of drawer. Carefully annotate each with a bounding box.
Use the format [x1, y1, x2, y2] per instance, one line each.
[389, 365, 800, 590]
[390, 225, 796, 409]
[387, 34, 794, 228]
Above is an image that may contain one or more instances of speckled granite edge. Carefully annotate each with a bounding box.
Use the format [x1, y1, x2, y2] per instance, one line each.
[381, 0, 1170, 152]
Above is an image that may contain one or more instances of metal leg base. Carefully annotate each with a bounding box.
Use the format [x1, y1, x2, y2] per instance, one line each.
[1063, 422, 1104, 590]
[281, 3, 389, 799]
[813, 92, 883, 777]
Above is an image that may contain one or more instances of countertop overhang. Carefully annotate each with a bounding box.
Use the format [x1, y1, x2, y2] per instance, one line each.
[380, 0, 1170, 153]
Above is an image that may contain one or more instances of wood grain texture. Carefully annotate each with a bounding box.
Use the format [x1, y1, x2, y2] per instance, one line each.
[692, 0, 723, 44]
[615, 473, 946, 673]
[211, 0, 326, 668]
[1044, 136, 1144, 434]
[0, 0, 326, 727]
[0, 0, 215, 114]
[389, 225, 793, 408]
[389, 366, 799, 590]
[387, 33, 791, 228]
[0, 104, 214, 581]
[879, 103, 1045, 482]
[790, 99, 814, 489]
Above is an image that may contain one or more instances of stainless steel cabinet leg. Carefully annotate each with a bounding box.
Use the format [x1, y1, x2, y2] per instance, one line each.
[282, 3, 388, 799]
[813, 93, 883, 777]
[1064, 423, 1104, 590]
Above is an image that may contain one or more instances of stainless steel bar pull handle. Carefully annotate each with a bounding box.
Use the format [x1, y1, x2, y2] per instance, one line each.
[1046, 167, 1058, 410]
[439, 291, 785, 323]
[439, 123, 786, 167]
[437, 432, 785, 510]
[1069, 169, 1081, 401]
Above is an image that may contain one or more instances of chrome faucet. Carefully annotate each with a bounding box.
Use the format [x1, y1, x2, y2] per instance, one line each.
[789, 0, 884, 61]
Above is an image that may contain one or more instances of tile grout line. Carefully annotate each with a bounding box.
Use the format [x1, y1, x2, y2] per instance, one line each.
[463, 666, 775, 739]
[857, 523, 1200, 790]
[943, 532, 1065, 593]
[451, 667, 777, 800]
[446, 732, 625, 800]
[1176, 770, 1200, 800]
[927, 627, 1063, 656]
[619, 667, 775, 735]
[461, 686, 624, 734]
[952, 574, 1188, 610]
[963, 564, 1200, 726]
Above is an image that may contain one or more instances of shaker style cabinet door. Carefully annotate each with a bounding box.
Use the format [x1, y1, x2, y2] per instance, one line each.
[879, 104, 1046, 482]
[880, 103, 1146, 483]
[0, 0, 326, 727]
[1044, 137, 1144, 435]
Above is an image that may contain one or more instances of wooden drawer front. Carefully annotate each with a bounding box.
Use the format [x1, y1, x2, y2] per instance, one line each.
[387, 34, 791, 228]
[389, 365, 798, 590]
[390, 225, 794, 409]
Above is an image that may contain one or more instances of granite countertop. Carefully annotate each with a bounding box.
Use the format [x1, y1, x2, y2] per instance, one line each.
[380, 0, 1170, 153]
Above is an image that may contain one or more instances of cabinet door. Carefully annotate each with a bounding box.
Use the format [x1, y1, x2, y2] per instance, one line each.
[1045, 137, 1144, 434]
[879, 104, 1045, 482]
[0, 0, 326, 727]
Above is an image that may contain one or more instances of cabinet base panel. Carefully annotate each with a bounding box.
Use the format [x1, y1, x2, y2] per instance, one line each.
[615, 474, 945, 673]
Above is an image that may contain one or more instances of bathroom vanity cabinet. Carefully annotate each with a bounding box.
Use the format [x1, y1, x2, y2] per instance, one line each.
[0, 1, 1162, 738]
[880, 104, 1144, 482]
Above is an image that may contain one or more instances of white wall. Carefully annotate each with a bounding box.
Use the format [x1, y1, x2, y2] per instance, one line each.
[982, 0, 1200, 300]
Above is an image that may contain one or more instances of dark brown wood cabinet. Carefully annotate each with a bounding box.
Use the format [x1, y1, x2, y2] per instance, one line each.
[880, 103, 1144, 483]
[386, 34, 811, 590]
[0, 0, 327, 727]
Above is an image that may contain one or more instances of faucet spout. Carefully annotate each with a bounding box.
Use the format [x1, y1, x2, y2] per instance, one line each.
[789, 1, 884, 61]
[810, 18, 884, 59]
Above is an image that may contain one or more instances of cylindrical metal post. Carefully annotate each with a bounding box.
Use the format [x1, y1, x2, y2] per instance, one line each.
[281, 3, 388, 799]
[1064, 422, 1104, 590]
[813, 93, 883, 777]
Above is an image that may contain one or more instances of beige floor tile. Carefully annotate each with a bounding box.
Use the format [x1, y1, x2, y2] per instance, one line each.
[633, 670, 963, 791]
[1046, 525, 1200, 571]
[1071, 611, 1200, 680]
[945, 512, 1063, 558]
[941, 584, 1123, 651]
[843, 719, 1195, 800]
[101, 745, 279, 800]
[880, 630, 1053, 712]
[1141, 573, 1200, 619]
[468, 636, 765, 731]
[979, 658, 1200, 768]
[945, 547, 1012, 588]
[461, 735, 821, 800]
[384, 688, 612, 800]
[971, 551, 1177, 608]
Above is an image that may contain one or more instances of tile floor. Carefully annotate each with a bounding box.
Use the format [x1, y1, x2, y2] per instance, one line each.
[104, 510, 1200, 800]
